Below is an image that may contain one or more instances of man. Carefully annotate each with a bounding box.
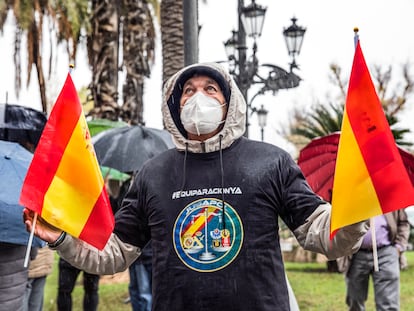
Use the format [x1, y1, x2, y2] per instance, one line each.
[56, 257, 100, 311]
[24, 62, 369, 311]
[337, 210, 409, 311]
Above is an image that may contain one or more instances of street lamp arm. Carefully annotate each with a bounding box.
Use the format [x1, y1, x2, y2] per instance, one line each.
[261, 64, 301, 91]
[248, 89, 265, 110]
[248, 64, 301, 99]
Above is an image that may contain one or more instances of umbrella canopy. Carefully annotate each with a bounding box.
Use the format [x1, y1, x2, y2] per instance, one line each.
[87, 118, 129, 137]
[297, 132, 414, 202]
[101, 166, 131, 182]
[0, 103, 47, 149]
[92, 125, 175, 173]
[0, 140, 44, 247]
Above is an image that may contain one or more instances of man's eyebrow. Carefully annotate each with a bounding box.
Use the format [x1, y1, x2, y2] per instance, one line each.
[183, 80, 194, 88]
[206, 78, 219, 86]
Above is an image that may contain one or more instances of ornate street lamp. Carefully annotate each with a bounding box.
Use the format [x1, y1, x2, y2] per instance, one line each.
[283, 17, 307, 70]
[223, 0, 306, 139]
[224, 31, 238, 60]
[240, 0, 267, 38]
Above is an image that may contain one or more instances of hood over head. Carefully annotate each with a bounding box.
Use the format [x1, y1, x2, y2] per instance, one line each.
[162, 62, 246, 153]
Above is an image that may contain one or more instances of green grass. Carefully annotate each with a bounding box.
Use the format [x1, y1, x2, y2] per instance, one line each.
[43, 252, 414, 310]
[286, 251, 414, 310]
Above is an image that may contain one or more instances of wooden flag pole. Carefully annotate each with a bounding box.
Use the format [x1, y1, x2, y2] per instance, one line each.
[24, 212, 38, 268]
[370, 217, 379, 272]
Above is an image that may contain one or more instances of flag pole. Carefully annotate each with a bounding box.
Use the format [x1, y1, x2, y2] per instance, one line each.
[370, 217, 379, 271]
[353, 27, 379, 272]
[24, 212, 38, 268]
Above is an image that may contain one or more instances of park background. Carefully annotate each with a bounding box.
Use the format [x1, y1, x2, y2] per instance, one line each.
[1, 0, 414, 153]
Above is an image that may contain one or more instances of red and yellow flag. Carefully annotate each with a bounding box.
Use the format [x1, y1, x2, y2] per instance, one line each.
[330, 39, 414, 237]
[20, 73, 114, 250]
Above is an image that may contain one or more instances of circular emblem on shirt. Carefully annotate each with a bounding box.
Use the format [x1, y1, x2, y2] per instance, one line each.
[173, 198, 243, 272]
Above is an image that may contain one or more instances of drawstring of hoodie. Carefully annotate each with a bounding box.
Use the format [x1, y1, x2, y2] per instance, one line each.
[179, 137, 226, 232]
[219, 134, 226, 231]
[180, 143, 189, 192]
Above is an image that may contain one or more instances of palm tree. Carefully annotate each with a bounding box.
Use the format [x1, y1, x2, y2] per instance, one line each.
[86, 0, 157, 124]
[87, 0, 120, 121]
[119, 0, 155, 125]
[0, 0, 89, 113]
[1, 0, 157, 124]
[160, 0, 185, 83]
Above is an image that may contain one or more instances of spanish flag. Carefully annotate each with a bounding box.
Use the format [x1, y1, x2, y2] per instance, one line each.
[19, 73, 114, 250]
[330, 38, 414, 237]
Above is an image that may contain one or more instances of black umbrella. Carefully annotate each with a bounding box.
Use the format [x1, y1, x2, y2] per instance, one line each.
[92, 125, 175, 173]
[0, 103, 47, 148]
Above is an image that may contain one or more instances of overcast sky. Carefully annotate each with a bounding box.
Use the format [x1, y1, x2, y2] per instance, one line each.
[1, 0, 414, 154]
[144, 0, 414, 153]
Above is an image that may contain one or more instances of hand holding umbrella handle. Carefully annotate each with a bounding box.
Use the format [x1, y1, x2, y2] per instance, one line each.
[23, 208, 63, 244]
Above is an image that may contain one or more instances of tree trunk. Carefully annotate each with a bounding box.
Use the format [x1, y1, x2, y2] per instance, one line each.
[88, 0, 120, 121]
[28, 1, 48, 113]
[120, 0, 155, 125]
[160, 0, 185, 84]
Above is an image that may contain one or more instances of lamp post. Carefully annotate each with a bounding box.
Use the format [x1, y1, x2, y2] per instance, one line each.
[223, 0, 306, 138]
[256, 104, 268, 141]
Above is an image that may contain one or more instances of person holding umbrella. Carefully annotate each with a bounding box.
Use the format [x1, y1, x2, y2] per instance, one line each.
[24, 62, 369, 311]
[0, 140, 44, 311]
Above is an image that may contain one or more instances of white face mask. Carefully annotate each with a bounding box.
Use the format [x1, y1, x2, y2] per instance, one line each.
[180, 92, 225, 136]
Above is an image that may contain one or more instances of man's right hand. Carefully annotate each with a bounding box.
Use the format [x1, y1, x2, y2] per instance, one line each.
[23, 208, 63, 244]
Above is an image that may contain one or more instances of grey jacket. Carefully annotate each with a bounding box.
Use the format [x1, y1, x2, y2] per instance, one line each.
[0, 243, 31, 311]
[53, 62, 369, 311]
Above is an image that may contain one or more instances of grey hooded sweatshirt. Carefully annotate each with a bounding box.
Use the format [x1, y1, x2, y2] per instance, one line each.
[53, 62, 369, 311]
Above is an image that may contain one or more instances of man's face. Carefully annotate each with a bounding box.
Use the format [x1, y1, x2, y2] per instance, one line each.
[179, 75, 228, 140]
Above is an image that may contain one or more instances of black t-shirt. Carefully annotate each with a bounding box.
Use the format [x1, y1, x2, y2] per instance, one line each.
[114, 137, 322, 311]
